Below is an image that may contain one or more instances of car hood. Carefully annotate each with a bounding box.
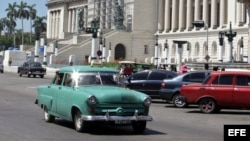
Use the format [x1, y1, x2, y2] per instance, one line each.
[78, 86, 145, 103]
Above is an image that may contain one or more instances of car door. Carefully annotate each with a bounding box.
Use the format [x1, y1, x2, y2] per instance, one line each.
[207, 74, 234, 106]
[56, 73, 72, 117]
[233, 75, 250, 107]
[126, 71, 149, 93]
[49, 72, 65, 114]
[144, 71, 167, 97]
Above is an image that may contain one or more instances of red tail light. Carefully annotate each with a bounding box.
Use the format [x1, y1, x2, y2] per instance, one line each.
[161, 82, 166, 88]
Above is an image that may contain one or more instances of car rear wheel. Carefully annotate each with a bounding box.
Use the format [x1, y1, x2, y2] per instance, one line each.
[74, 110, 89, 132]
[19, 73, 22, 77]
[199, 98, 216, 114]
[132, 121, 146, 134]
[40, 75, 44, 78]
[173, 94, 187, 108]
[28, 74, 31, 77]
[44, 106, 55, 122]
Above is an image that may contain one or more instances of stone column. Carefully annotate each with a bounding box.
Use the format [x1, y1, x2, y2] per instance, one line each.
[179, 0, 185, 31]
[158, 0, 164, 32]
[54, 11, 58, 38]
[72, 8, 76, 32]
[186, 0, 193, 31]
[219, 0, 226, 27]
[164, 0, 171, 32]
[202, 0, 208, 26]
[237, 2, 243, 26]
[51, 12, 54, 39]
[47, 11, 52, 39]
[34, 40, 40, 62]
[56, 10, 60, 39]
[68, 9, 72, 32]
[211, 0, 217, 29]
[227, 0, 237, 25]
[194, 0, 200, 21]
[171, 0, 178, 32]
[154, 36, 159, 66]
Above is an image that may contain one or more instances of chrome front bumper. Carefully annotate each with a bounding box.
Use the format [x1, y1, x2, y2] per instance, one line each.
[81, 110, 153, 121]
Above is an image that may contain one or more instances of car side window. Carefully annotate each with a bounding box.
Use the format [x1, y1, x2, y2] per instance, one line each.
[148, 72, 166, 80]
[236, 75, 250, 86]
[130, 72, 148, 80]
[190, 72, 205, 83]
[53, 72, 64, 85]
[183, 74, 190, 82]
[64, 73, 72, 87]
[212, 75, 233, 85]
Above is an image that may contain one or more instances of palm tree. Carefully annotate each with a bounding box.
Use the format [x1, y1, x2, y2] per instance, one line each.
[5, 2, 17, 35]
[33, 16, 47, 40]
[17, 1, 29, 45]
[5, 2, 17, 47]
[27, 4, 37, 44]
[0, 18, 7, 36]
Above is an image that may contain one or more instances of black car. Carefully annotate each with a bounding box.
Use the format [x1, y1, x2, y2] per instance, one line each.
[124, 69, 178, 98]
[159, 70, 210, 108]
[18, 61, 46, 78]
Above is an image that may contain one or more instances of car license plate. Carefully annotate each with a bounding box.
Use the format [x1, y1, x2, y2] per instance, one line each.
[115, 120, 131, 124]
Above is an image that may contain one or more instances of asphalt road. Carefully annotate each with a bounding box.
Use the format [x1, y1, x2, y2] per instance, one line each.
[1, 71, 250, 141]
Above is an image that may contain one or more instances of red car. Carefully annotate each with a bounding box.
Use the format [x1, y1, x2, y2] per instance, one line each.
[180, 71, 250, 113]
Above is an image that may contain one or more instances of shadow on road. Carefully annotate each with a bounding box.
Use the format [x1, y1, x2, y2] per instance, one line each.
[53, 119, 166, 135]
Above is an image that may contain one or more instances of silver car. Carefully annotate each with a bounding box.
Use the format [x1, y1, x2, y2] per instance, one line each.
[0, 62, 3, 73]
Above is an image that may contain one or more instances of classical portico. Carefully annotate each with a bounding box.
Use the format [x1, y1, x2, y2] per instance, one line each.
[238, 0, 250, 62]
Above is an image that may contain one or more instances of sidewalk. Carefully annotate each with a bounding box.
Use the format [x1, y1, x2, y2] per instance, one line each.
[4, 65, 58, 78]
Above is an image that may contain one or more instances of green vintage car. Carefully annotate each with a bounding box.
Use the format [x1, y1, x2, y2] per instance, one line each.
[35, 65, 153, 133]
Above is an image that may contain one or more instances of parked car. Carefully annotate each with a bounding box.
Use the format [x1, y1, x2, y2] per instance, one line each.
[17, 61, 46, 78]
[180, 71, 250, 113]
[0, 62, 3, 73]
[159, 70, 210, 108]
[124, 69, 178, 98]
[35, 65, 153, 133]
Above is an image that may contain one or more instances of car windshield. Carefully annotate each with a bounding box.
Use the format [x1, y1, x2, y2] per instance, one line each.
[73, 72, 118, 86]
[30, 62, 42, 67]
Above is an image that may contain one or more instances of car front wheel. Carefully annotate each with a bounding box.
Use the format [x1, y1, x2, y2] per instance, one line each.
[173, 94, 187, 108]
[74, 110, 89, 132]
[44, 106, 55, 122]
[132, 121, 146, 134]
[199, 98, 216, 114]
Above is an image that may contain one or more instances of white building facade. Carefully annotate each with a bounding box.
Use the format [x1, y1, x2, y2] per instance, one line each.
[46, 0, 250, 64]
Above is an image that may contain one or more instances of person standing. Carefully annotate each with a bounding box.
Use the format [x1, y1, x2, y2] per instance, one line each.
[180, 62, 188, 74]
[8, 57, 12, 66]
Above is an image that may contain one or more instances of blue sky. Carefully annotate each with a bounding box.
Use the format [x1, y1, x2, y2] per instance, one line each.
[0, 0, 47, 32]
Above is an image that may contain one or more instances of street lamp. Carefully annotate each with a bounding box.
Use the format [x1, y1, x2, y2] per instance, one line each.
[218, 31, 224, 63]
[192, 20, 209, 59]
[154, 34, 159, 67]
[164, 39, 168, 63]
[240, 37, 244, 62]
[224, 22, 237, 63]
[187, 42, 190, 62]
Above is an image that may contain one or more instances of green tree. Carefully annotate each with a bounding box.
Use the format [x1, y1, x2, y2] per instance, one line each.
[0, 18, 7, 36]
[5, 2, 17, 47]
[5, 2, 17, 35]
[17, 1, 29, 45]
[33, 16, 47, 40]
[27, 4, 37, 45]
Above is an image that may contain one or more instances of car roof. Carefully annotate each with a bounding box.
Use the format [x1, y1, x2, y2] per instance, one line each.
[59, 65, 118, 73]
[210, 71, 250, 75]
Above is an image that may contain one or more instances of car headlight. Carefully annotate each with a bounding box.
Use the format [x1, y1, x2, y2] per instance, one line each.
[87, 95, 97, 105]
[143, 97, 151, 106]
